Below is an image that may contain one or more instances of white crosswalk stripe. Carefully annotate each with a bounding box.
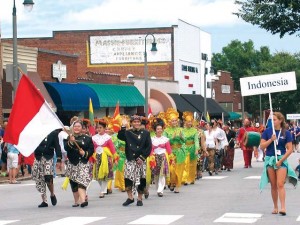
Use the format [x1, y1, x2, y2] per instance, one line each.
[202, 176, 228, 180]
[40, 217, 106, 225]
[0, 221, 19, 225]
[128, 215, 184, 225]
[214, 213, 263, 224]
[244, 176, 261, 179]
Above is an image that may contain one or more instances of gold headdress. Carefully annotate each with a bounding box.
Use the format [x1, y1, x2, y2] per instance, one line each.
[182, 111, 194, 122]
[100, 116, 121, 133]
[165, 108, 179, 122]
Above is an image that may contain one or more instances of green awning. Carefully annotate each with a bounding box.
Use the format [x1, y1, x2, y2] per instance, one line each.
[236, 112, 252, 119]
[228, 111, 241, 120]
[82, 83, 144, 107]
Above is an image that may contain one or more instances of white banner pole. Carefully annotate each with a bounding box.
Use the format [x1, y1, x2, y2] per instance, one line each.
[268, 93, 278, 162]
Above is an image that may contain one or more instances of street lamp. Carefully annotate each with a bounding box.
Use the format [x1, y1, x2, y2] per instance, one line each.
[12, 0, 34, 100]
[201, 53, 213, 121]
[144, 33, 157, 117]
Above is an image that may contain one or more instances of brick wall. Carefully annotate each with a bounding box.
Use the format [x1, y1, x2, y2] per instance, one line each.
[38, 50, 79, 83]
[85, 71, 121, 84]
[3, 27, 175, 81]
[213, 70, 242, 112]
[233, 91, 242, 112]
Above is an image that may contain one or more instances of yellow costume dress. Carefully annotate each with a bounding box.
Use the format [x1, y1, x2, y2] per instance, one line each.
[163, 126, 185, 190]
[182, 127, 199, 184]
[112, 134, 126, 192]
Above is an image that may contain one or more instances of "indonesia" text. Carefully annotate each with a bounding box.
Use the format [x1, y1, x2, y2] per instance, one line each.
[247, 78, 288, 90]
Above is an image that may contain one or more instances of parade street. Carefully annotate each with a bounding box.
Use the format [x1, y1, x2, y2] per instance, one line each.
[1, 150, 300, 225]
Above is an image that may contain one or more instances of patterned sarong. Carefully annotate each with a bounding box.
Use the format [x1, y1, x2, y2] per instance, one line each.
[65, 161, 91, 188]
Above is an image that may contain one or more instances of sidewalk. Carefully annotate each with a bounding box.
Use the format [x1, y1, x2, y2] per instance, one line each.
[0, 168, 64, 184]
[0, 172, 32, 184]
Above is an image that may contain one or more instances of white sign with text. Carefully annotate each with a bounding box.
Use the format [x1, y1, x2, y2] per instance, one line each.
[286, 114, 300, 120]
[240, 71, 296, 96]
[89, 34, 172, 64]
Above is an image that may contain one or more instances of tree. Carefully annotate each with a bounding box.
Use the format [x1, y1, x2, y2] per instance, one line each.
[212, 40, 300, 117]
[212, 40, 270, 90]
[234, 0, 300, 38]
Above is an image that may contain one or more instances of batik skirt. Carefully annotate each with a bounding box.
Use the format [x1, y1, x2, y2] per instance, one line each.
[152, 153, 169, 177]
[32, 157, 54, 193]
[65, 161, 91, 188]
[124, 159, 146, 185]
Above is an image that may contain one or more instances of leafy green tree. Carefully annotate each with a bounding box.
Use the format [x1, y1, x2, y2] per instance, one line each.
[234, 0, 300, 38]
[212, 40, 270, 90]
[259, 52, 300, 115]
[212, 40, 300, 117]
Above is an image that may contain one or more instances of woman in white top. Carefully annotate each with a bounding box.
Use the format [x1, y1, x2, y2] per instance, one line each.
[204, 122, 218, 176]
[151, 119, 172, 197]
[92, 119, 116, 198]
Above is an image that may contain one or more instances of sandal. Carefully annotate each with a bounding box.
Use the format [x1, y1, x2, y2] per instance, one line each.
[72, 203, 79, 207]
[271, 209, 278, 214]
[11, 181, 21, 184]
[279, 210, 286, 216]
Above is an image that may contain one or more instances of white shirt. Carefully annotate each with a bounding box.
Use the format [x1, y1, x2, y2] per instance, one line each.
[58, 130, 68, 154]
[151, 136, 169, 155]
[204, 130, 216, 148]
[92, 133, 111, 154]
[217, 128, 229, 149]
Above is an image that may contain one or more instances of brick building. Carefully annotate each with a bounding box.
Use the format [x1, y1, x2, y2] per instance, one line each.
[1, 20, 231, 123]
[211, 70, 243, 120]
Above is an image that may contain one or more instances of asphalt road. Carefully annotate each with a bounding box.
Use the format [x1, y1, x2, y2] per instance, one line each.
[1, 149, 300, 225]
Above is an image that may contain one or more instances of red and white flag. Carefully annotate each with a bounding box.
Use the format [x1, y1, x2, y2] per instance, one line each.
[4, 74, 64, 157]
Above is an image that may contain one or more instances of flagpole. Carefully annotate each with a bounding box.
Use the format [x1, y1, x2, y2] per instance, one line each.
[268, 93, 278, 162]
[46, 98, 81, 151]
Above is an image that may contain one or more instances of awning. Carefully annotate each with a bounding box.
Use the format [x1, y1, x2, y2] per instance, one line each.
[236, 111, 252, 119]
[168, 93, 199, 113]
[228, 111, 241, 120]
[82, 83, 144, 107]
[180, 94, 229, 118]
[44, 82, 100, 111]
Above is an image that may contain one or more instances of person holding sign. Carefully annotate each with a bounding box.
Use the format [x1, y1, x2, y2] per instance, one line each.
[259, 112, 297, 216]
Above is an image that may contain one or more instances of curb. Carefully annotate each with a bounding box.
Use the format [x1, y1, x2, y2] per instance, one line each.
[0, 175, 32, 184]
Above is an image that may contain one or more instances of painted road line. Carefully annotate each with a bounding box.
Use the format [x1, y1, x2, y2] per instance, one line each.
[214, 213, 263, 224]
[128, 215, 184, 225]
[0, 221, 20, 225]
[41, 217, 106, 225]
[202, 176, 228, 180]
[244, 176, 261, 179]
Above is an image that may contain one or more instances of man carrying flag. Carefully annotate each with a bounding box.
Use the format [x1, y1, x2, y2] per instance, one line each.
[4, 74, 64, 207]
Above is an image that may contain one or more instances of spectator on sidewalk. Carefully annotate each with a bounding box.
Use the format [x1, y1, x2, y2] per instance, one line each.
[7, 143, 20, 184]
[1, 142, 8, 177]
[0, 121, 8, 177]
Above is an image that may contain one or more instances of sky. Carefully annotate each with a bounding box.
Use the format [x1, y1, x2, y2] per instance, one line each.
[0, 0, 299, 54]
